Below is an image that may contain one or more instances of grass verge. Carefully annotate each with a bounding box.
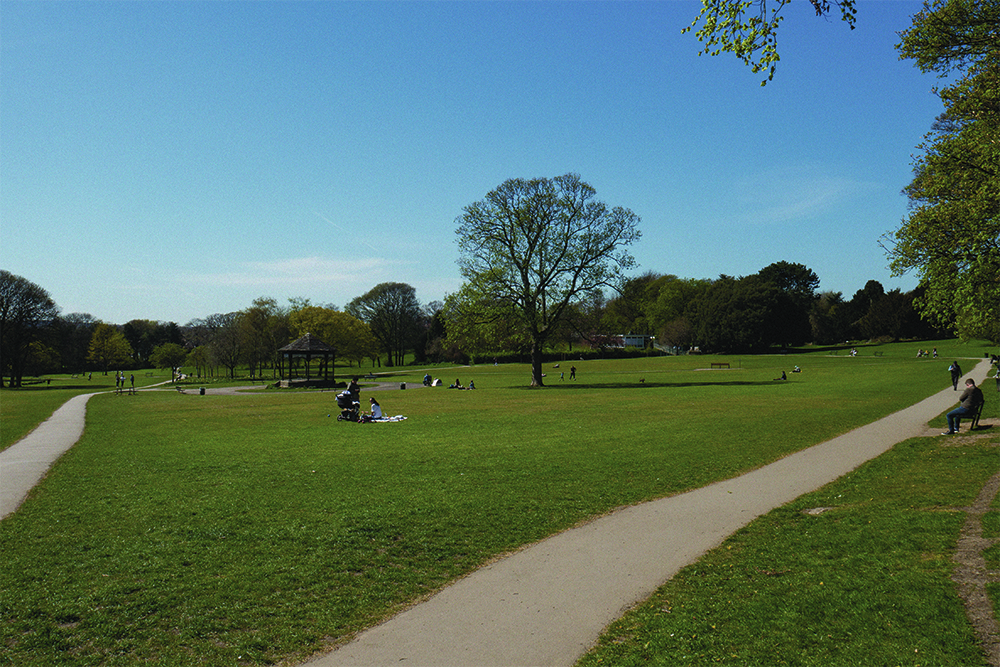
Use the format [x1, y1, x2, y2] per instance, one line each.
[578, 433, 1000, 666]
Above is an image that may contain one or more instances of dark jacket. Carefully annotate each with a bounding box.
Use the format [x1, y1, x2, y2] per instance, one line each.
[959, 385, 984, 410]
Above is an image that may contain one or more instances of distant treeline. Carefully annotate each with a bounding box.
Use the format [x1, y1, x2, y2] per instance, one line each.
[1, 263, 949, 387]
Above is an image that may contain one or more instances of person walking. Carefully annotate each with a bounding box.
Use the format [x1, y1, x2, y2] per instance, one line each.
[570, 366, 576, 380]
[949, 361, 962, 390]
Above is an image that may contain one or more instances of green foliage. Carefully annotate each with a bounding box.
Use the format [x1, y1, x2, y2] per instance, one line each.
[896, 0, 999, 74]
[0, 270, 60, 388]
[149, 343, 187, 373]
[682, 0, 856, 85]
[690, 275, 781, 353]
[288, 305, 375, 367]
[888, 0, 1000, 343]
[86, 323, 134, 373]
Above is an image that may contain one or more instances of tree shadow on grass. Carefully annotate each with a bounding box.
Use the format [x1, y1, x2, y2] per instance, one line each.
[1, 384, 101, 391]
[513, 380, 788, 390]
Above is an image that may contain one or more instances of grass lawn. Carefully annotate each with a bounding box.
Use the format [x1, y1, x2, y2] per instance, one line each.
[0, 372, 171, 452]
[0, 341, 996, 665]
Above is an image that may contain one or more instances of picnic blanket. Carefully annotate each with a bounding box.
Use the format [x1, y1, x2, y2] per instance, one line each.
[358, 415, 407, 423]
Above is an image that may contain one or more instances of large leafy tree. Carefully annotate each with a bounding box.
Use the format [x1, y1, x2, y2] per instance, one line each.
[86, 323, 134, 374]
[346, 283, 422, 367]
[691, 275, 781, 353]
[150, 343, 188, 380]
[0, 270, 60, 387]
[888, 0, 999, 342]
[456, 173, 641, 386]
[683, 0, 856, 85]
[288, 305, 373, 368]
[756, 260, 819, 347]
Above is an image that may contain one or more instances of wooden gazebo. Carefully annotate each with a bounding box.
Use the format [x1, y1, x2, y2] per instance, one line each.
[278, 333, 337, 387]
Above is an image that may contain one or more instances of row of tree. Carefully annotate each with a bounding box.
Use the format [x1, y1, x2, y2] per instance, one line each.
[685, 0, 998, 343]
[0, 258, 951, 389]
[0, 271, 436, 387]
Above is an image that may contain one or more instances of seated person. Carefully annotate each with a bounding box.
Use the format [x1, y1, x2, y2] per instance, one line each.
[423, 373, 432, 386]
[468, 379, 475, 389]
[450, 378, 463, 389]
[944, 378, 984, 434]
[369, 397, 383, 419]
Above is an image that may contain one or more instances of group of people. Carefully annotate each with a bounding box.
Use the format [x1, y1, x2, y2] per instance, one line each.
[422, 374, 476, 389]
[114, 372, 134, 394]
[916, 347, 938, 358]
[345, 376, 383, 420]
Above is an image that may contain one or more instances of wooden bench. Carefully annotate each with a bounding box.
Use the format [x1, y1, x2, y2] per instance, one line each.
[711, 362, 730, 369]
[364, 373, 378, 380]
[175, 385, 186, 394]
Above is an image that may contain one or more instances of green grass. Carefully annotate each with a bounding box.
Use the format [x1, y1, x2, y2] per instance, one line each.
[0, 342, 996, 665]
[578, 434, 1000, 667]
[0, 372, 171, 452]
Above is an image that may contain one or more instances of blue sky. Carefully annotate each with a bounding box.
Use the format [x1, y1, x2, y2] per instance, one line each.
[2, 1, 940, 325]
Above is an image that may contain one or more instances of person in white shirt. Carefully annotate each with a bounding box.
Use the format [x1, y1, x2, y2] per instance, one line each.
[369, 397, 383, 419]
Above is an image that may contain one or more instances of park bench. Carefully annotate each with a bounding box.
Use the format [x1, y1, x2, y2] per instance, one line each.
[364, 373, 378, 380]
[711, 362, 730, 369]
[175, 386, 186, 394]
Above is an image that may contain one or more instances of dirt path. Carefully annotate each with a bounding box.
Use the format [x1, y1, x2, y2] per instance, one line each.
[951, 460, 1000, 666]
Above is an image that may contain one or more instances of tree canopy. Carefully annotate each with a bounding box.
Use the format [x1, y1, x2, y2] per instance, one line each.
[683, 0, 856, 85]
[455, 173, 641, 386]
[346, 283, 422, 367]
[888, 0, 999, 342]
[0, 270, 60, 387]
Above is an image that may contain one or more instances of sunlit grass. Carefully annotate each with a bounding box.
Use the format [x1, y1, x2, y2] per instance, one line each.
[0, 341, 995, 665]
[578, 435, 999, 667]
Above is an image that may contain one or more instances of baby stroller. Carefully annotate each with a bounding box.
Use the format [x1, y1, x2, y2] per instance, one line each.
[336, 390, 360, 422]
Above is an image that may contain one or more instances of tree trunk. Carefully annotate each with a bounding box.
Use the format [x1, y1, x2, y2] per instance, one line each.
[530, 340, 544, 387]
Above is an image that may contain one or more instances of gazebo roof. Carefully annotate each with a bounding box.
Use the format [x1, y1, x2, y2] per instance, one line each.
[278, 333, 336, 353]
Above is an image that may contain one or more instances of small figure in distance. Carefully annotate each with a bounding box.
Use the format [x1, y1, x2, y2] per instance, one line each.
[570, 366, 576, 380]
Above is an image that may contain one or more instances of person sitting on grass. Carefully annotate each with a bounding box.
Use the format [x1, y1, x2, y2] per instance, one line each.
[943, 378, 984, 434]
[369, 397, 383, 419]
